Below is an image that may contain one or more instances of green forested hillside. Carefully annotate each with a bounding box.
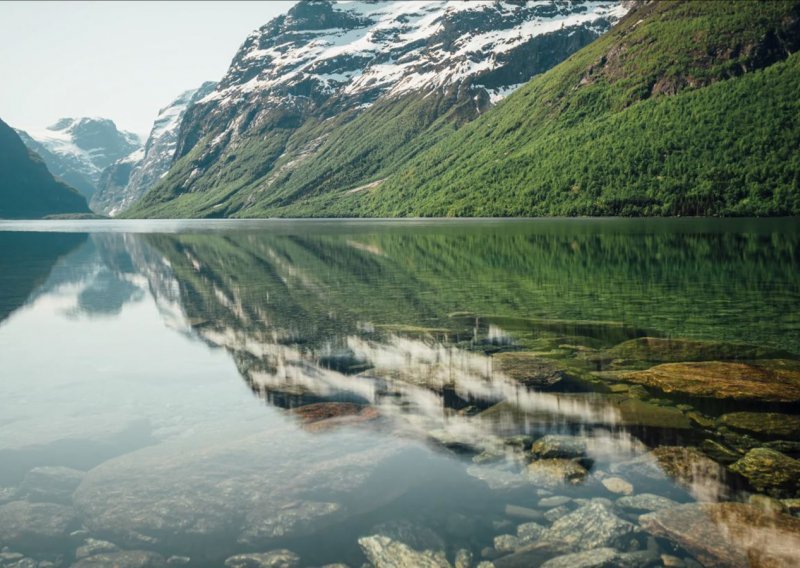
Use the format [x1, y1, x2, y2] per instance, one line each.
[129, 0, 800, 218]
[274, 0, 800, 218]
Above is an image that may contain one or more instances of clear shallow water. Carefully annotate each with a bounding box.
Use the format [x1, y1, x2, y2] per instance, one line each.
[0, 218, 798, 567]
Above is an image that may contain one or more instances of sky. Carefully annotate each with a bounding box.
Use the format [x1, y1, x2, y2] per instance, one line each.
[0, 1, 296, 138]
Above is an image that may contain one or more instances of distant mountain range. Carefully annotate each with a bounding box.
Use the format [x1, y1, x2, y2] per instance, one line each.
[16, 117, 141, 200]
[0, 117, 90, 219]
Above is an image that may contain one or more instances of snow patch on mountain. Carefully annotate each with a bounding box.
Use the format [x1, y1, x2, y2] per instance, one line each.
[17, 117, 141, 200]
[201, 0, 627, 110]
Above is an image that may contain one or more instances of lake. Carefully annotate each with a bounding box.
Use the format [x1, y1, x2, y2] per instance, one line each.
[0, 218, 799, 567]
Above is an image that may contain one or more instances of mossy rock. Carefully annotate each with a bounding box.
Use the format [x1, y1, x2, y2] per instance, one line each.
[616, 398, 691, 430]
[720, 412, 800, 440]
[606, 360, 800, 403]
[729, 448, 800, 498]
[700, 439, 742, 464]
[601, 337, 795, 364]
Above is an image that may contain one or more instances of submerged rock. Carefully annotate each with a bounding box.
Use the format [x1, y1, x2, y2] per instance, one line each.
[530, 436, 588, 461]
[492, 353, 564, 388]
[539, 547, 619, 568]
[639, 502, 800, 568]
[289, 402, 379, 432]
[516, 521, 546, 542]
[366, 520, 445, 553]
[20, 466, 85, 504]
[615, 494, 678, 513]
[71, 550, 167, 567]
[615, 399, 691, 430]
[526, 459, 588, 488]
[541, 502, 636, 551]
[75, 538, 120, 559]
[223, 550, 300, 568]
[699, 439, 741, 464]
[729, 448, 800, 498]
[73, 424, 410, 551]
[720, 412, 800, 440]
[608, 361, 800, 403]
[601, 477, 633, 495]
[0, 501, 78, 551]
[358, 535, 451, 568]
[601, 337, 793, 364]
[650, 446, 728, 501]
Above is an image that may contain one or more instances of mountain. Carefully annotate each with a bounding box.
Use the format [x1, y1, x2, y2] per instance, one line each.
[16, 117, 141, 201]
[91, 82, 217, 216]
[0, 117, 91, 219]
[124, 0, 629, 218]
[292, 0, 800, 217]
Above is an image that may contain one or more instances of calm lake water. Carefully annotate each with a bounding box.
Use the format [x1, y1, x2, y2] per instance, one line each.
[0, 218, 799, 567]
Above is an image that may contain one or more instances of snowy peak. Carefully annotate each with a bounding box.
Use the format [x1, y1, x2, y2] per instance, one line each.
[17, 117, 141, 200]
[206, 0, 627, 108]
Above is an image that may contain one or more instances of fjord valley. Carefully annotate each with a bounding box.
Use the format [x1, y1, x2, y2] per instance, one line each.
[1, 2, 800, 568]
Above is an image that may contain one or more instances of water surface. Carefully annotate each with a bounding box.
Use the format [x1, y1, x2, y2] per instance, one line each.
[0, 219, 799, 567]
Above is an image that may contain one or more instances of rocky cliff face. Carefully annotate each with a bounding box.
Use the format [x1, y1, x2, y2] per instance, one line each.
[16, 118, 141, 201]
[91, 82, 217, 216]
[126, 0, 628, 218]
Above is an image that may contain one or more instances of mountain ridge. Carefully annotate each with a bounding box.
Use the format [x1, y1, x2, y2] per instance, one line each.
[124, 0, 628, 218]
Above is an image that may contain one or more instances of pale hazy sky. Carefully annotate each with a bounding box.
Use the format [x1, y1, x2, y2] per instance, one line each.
[0, 1, 296, 138]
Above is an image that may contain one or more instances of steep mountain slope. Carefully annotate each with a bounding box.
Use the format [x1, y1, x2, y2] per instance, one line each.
[91, 82, 217, 216]
[16, 118, 141, 200]
[308, 0, 800, 217]
[125, 0, 628, 218]
[0, 118, 90, 219]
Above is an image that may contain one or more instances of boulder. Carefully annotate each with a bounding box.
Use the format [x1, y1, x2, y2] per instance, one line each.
[0, 500, 78, 552]
[539, 548, 619, 568]
[720, 412, 800, 440]
[650, 446, 728, 501]
[70, 550, 167, 568]
[640, 502, 800, 568]
[608, 361, 800, 403]
[526, 459, 588, 488]
[729, 448, 800, 498]
[492, 353, 564, 388]
[365, 520, 445, 553]
[601, 477, 633, 495]
[615, 494, 678, 513]
[540, 502, 636, 551]
[357, 535, 451, 568]
[516, 521, 546, 542]
[530, 436, 588, 461]
[615, 399, 691, 429]
[20, 466, 85, 504]
[223, 550, 300, 568]
[75, 538, 120, 559]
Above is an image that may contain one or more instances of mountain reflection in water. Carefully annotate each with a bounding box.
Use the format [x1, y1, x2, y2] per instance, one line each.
[0, 219, 799, 567]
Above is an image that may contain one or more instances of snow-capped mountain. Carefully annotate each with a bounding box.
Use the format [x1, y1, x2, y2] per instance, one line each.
[91, 82, 216, 216]
[16, 118, 141, 200]
[129, 0, 629, 218]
